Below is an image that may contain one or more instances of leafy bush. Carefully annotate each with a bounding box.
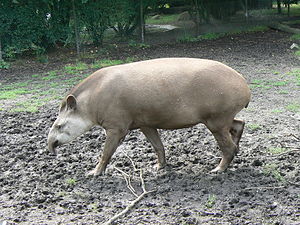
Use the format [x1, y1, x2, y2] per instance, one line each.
[0, 60, 10, 69]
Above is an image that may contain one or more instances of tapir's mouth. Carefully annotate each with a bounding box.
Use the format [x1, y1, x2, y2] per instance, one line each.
[49, 140, 60, 155]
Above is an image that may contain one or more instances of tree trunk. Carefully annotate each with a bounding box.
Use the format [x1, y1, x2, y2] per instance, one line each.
[0, 38, 2, 61]
[277, 0, 282, 14]
[288, 0, 290, 17]
[195, 0, 201, 35]
[140, 0, 145, 43]
[72, 0, 80, 56]
[245, 0, 248, 23]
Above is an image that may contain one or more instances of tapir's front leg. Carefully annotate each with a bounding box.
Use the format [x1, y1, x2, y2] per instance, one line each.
[87, 128, 127, 176]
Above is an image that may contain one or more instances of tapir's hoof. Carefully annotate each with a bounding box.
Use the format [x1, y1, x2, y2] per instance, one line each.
[210, 166, 227, 173]
[86, 168, 103, 177]
[155, 163, 166, 171]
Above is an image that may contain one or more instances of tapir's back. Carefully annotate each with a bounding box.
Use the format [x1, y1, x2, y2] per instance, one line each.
[73, 58, 251, 129]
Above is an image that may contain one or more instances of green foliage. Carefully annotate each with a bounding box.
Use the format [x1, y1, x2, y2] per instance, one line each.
[245, 25, 269, 33]
[110, 0, 140, 37]
[128, 40, 150, 48]
[271, 109, 284, 113]
[79, 0, 114, 45]
[295, 50, 300, 56]
[286, 69, 300, 86]
[263, 164, 285, 183]
[267, 147, 286, 154]
[290, 33, 300, 40]
[286, 103, 300, 112]
[250, 78, 289, 89]
[246, 123, 261, 131]
[0, 0, 71, 58]
[42, 71, 58, 81]
[64, 62, 88, 74]
[0, 60, 10, 69]
[0, 88, 30, 100]
[206, 194, 216, 208]
[190, 0, 244, 23]
[65, 178, 77, 186]
[91, 59, 125, 69]
[200, 32, 222, 40]
[177, 34, 200, 43]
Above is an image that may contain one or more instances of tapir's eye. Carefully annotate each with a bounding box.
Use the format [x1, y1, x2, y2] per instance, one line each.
[56, 124, 63, 130]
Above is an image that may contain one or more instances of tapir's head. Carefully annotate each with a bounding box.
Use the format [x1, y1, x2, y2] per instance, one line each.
[47, 95, 93, 154]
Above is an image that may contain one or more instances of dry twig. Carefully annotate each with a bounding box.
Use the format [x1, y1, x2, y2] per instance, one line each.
[241, 186, 285, 191]
[273, 148, 300, 157]
[289, 133, 299, 141]
[103, 151, 154, 225]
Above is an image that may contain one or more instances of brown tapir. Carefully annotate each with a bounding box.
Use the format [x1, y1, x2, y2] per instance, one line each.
[47, 58, 251, 176]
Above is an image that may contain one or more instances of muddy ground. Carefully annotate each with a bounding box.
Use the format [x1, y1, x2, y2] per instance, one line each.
[0, 29, 300, 225]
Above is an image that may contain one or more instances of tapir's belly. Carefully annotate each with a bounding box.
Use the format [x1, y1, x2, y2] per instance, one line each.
[122, 90, 232, 130]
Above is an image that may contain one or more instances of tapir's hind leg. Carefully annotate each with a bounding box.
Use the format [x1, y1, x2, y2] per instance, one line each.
[140, 127, 166, 170]
[206, 118, 238, 172]
[230, 119, 245, 153]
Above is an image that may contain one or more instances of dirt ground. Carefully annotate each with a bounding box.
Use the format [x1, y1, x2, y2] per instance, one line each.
[0, 29, 300, 225]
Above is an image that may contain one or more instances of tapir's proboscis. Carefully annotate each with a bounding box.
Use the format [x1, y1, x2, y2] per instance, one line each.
[47, 58, 251, 176]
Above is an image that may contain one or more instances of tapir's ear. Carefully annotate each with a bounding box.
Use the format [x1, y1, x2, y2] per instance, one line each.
[66, 95, 77, 110]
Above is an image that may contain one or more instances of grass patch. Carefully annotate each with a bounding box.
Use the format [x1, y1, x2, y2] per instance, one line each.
[290, 33, 300, 40]
[91, 59, 125, 69]
[295, 50, 300, 57]
[177, 34, 200, 43]
[64, 62, 88, 74]
[246, 25, 269, 33]
[271, 109, 284, 113]
[31, 74, 40, 78]
[267, 147, 286, 155]
[0, 81, 31, 90]
[205, 194, 216, 208]
[128, 41, 151, 49]
[0, 88, 30, 100]
[286, 69, 300, 85]
[66, 178, 77, 186]
[11, 98, 47, 113]
[263, 164, 285, 183]
[286, 103, 300, 112]
[270, 80, 289, 87]
[247, 123, 261, 131]
[200, 32, 223, 40]
[42, 70, 58, 81]
[177, 25, 269, 43]
[279, 90, 289, 94]
[250, 79, 289, 89]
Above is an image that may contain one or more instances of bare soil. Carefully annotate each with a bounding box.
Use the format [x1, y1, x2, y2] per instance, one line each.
[0, 29, 300, 225]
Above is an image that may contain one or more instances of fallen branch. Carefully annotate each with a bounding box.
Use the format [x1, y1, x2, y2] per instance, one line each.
[268, 23, 300, 34]
[121, 149, 138, 171]
[103, 170, 154, 225]
[273, 148, 300, 157]
[289, 133, 300, 141]
[114, 166, 138, 198]
[103, 151, 154, 225]
[241, 186, 285, 191]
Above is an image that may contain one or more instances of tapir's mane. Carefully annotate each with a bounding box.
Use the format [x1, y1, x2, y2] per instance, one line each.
[70, 70, 105, 97]
[59, 70, 105, 112]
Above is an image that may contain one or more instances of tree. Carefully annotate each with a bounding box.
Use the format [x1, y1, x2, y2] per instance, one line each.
[79, 0, 113, 45]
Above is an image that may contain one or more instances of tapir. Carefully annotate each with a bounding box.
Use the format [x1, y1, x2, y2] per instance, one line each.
[47, 58, 251, 176]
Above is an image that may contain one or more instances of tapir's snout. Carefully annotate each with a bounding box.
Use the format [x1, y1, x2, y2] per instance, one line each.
[48, 137, 60, 155]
